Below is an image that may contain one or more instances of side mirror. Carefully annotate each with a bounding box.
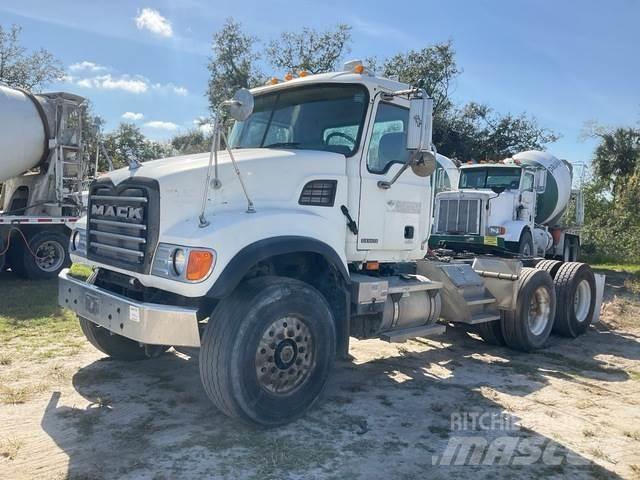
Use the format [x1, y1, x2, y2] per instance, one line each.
[222, 88, 254, 121]
[410, 151, 436, 177]
[406, 94, 433, 152]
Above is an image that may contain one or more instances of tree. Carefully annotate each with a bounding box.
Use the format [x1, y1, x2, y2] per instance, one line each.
[207, 19, 262, 112]
[266, 24, 352, 74]
[591, 127, 640, 196]
[381, 41, 460, 117]
[102, 123, 172, 169]
[0, 24, 64, 91]
[378, 41, 557, 161]
[437, 102, 559, 161]
[580, 125, 640, 262]
[171, 128, 213, 155]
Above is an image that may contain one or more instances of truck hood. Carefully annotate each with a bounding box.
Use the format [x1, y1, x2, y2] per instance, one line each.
[99, 148, 347, 230]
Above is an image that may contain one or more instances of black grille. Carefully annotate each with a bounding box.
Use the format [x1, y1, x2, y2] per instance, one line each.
[299, 180, 337, 207]
[87, 178, 160, 274]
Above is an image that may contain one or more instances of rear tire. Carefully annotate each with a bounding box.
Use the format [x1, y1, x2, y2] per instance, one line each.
[535, 259, 563, 278]
[551, 262, 596, 337]
[475, 319, 506, 346]
[502, 267, 556, 352]
[200, 276, 336, 427]
[79, 316, 167, 360]
[12, 230, 71, 280]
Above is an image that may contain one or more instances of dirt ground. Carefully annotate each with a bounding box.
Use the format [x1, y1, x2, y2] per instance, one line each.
[1, 268, 639, 479]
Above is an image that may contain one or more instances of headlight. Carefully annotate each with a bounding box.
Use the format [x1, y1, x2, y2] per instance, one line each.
[488, 226, 506, 236]
[152, 243, 215, 282]
[70, 228, 87, 256]
[172, 248, 186, 276]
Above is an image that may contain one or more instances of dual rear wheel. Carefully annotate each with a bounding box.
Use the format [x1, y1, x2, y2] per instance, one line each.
[476, 262, 597, 350]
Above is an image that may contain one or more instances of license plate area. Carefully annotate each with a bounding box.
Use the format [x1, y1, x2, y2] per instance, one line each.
[85, 293, 101, 316]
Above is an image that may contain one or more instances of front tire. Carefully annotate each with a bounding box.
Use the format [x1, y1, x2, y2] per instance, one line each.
[79, 317, 167, 360]
[200, 276, 336, 427]
[502, 267, 556, 352]
[518, 229, 534, 257]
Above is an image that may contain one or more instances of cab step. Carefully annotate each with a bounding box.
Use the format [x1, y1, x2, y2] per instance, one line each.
[464, 313, 501, 325]
[380, 323, 446, 343]
[465, 297, 496, 306]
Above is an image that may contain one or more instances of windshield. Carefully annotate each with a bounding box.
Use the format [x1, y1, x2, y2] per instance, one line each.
[228, 84, 369, 156]
[459, 167, 522, 190]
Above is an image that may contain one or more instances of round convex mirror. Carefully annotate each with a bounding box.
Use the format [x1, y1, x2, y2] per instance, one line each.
[226, 88, 254, 121]
[411, 151, 436, 177]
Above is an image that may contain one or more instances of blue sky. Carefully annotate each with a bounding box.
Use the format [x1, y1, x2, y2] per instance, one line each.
[2, 0, 638, 163]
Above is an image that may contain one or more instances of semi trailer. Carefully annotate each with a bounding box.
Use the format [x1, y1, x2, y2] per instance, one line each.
[429, 151, 584, 261]
[0, 84, 89, 279]
[58, 63, 603, 426]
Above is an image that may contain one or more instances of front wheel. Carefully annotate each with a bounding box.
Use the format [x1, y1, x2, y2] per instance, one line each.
[79, 317, 168, 360]
[199, 276, 336, 427]
[518, 229, 534, 257]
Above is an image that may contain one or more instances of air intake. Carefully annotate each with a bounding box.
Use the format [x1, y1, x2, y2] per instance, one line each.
[299, 180, 337, 207]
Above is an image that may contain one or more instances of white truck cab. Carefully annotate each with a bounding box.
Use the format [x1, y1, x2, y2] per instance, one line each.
[59, 64, 601, 426]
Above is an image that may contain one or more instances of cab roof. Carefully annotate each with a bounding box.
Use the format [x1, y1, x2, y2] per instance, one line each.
[250, 70, 409, 96]
[459, 162, 521, 170]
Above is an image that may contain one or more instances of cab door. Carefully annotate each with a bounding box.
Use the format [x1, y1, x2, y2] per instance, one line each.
[356, 99, 431, 255]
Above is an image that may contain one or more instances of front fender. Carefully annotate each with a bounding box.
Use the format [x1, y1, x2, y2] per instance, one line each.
[154, 207, 348, 297]
[501, 221, 529, 243]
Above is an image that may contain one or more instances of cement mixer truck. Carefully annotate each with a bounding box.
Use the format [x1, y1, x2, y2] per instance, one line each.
[429, 150, 583, 261]
[0, 84, 89, 279]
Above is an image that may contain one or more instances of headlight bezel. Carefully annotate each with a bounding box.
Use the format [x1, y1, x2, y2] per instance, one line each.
[487, 226, 506, 236]
[152, 243, 216, 283]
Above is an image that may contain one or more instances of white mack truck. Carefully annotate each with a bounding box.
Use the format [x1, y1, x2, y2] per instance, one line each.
[58, 62, 603, 426]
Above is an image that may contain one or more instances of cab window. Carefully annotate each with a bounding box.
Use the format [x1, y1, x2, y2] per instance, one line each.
[367, 103, 410, 174]
[522, 172, 534, 191]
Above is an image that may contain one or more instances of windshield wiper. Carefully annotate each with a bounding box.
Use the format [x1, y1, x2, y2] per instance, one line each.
[262, 142, 301, 149]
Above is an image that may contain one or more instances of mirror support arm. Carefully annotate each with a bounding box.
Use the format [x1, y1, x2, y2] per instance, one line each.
[377, 161, 412, 190]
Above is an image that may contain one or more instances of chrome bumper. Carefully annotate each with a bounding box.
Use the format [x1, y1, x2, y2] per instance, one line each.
[58, 269, 201, 347]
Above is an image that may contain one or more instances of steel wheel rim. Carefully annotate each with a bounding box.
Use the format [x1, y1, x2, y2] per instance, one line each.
[527, 286, 551, 336]
[574, 280, 591, 323]
[35, 240, 65, 272]
[255, 316, 314, 395]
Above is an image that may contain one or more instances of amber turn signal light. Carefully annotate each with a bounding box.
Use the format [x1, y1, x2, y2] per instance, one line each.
[186, 250, 215, 281]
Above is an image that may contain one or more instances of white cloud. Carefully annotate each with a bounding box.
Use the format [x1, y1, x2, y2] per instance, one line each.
[122, 112, 144, 121]
[69, 61, 107, 72]
[64, 66, 188, 97]
[74, 74, 148, 94]
[152, 82, 188, 96]
[144, 121, 179, 131]
[135, 8, 173, 38]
